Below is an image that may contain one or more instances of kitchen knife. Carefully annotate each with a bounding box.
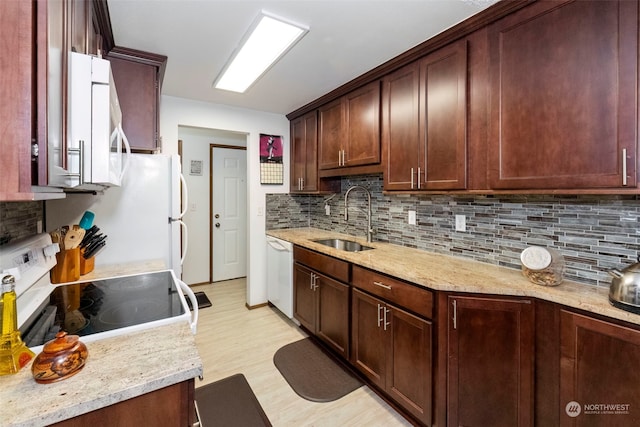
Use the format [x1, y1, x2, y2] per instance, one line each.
[83, 241, 106, 259]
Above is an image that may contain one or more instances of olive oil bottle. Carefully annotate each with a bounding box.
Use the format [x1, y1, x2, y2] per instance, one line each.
[0, 275, 35, 375]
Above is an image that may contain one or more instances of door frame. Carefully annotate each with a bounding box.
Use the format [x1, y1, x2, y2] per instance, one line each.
[209, 143, 248, 283]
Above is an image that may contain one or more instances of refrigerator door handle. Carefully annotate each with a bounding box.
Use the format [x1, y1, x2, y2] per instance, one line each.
[178, 220, 188, 265]
[177, 278, 198, 334]
[178, 173, 189, 219]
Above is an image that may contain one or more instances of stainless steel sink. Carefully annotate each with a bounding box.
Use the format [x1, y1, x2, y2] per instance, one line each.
[313, 238, 373, 252]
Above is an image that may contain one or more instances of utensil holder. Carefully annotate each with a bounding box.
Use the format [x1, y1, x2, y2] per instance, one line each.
[79, 248, 95, 276]
[50, 248, 81, 284]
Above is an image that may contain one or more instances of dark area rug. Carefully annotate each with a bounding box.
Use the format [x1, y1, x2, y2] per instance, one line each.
[195, 373, 271, 427]
[273, 338, 363, 402]
[187, 291, 212, 310]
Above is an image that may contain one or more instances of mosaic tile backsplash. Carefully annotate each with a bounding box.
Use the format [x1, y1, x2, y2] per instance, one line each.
[0, 202, 44, 246]
[266, 175, 640, 288]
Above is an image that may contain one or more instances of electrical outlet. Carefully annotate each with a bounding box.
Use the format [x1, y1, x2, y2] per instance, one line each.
[408, 210, 416, 225]
[325, 204, 331, 216]
[455, 215, 466, 231]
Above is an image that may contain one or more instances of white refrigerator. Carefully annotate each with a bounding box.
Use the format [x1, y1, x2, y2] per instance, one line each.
[45, 154, 188, 276]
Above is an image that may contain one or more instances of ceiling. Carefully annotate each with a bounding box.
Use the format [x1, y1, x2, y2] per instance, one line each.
[107, 0, 498, 115]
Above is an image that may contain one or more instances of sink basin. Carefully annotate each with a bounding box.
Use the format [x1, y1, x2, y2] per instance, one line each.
[313, 238, 373, 252]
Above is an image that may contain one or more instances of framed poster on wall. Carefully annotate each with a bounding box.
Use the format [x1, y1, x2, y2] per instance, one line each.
[259, 133, 284, 184]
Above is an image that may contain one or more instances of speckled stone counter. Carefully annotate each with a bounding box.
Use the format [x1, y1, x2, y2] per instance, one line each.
[267, 227, 640, 326]
[0, 322, 203, 427]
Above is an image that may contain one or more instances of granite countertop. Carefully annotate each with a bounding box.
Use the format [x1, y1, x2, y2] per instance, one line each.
[1, 323, 203, 427]
[0, 260, 203, 427]
[268, 227, 640, 326]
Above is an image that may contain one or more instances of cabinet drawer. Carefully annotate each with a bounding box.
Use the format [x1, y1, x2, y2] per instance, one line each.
[352, 265, 433, 319]
[294, 246, 350, 283]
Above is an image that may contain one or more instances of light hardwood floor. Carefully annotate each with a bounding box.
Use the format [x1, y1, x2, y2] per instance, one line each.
[191, 279, 412, 427]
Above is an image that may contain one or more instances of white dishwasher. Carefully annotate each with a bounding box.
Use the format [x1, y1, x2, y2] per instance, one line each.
[266, 236, 293, 318]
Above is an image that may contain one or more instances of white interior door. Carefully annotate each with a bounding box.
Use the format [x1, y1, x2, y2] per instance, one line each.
[211, 146, 247, 282]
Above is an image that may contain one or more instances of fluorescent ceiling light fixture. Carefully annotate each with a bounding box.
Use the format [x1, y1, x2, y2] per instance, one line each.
[214, 12, 308, 93]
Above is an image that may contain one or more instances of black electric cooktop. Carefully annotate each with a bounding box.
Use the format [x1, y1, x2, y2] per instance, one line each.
[21, 271, 186, 347]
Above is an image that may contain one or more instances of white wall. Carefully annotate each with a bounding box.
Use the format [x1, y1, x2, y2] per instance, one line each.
[160, 95, 290, 307]
[179, 126, 247, 285]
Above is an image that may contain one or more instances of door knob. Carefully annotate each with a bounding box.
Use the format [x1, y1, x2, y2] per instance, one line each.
[215, 223, 220, 228]
[215, 214, 220, 219]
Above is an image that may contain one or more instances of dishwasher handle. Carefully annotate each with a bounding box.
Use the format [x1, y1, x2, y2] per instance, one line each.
[267, 238, 292, 252]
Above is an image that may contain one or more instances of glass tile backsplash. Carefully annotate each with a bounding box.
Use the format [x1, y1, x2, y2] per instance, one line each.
[266, 175, 640, 288]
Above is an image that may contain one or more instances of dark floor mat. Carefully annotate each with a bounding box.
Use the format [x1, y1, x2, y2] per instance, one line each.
[187, 291, 212, 310]
[273, 338, 363, 402]
[195, 373, 271, 427]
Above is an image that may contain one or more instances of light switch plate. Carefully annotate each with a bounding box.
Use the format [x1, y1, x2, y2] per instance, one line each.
[455, 215, 466, 231]
[408, 210, 416, 225]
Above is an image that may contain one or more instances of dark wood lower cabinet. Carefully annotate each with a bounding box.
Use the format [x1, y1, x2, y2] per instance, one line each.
[446, 295, 534, 427]
[560, 310, 640, 427]
[293, 262, 350, 358]
[352, 288, 432, 425]
[51, 379, 194, 426]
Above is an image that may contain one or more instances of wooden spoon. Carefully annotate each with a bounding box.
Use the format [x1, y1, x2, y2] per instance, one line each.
[64, 226, 85, 250]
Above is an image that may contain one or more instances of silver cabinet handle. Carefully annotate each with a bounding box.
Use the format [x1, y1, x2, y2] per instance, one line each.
[383, 307, 390, 331]
[300, 177, 304, 190]
[410, 167, 414, 189]
[417, 167, 421, 189]
[622, 148, 628, 186]
[452, 299, 457, 330]
[310, 272, 315, 290]
[373, 281, 392, 290]
[377, 303, 383, 327]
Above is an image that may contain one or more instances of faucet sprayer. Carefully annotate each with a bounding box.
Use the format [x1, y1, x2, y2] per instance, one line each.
[344, 185, 374, 243]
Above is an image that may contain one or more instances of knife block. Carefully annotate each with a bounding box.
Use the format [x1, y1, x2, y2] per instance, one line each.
[79, 248, 95, 276]
[51, 248, 81, 284]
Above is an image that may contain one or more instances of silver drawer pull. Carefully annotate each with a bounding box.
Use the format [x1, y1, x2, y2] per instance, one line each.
[373, 281, 392, 290]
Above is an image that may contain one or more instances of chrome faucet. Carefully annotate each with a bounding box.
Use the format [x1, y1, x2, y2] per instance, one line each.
[344, 185, 374, 243]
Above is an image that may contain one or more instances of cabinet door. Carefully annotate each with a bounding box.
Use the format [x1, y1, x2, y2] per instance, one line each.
[351, 289, 388, 390]
[344, 81, 380, 167]
[560, 310, 640, 426]
[290, 112, 318, 193]
[447, 295, 534, 427]
[69, 0, 89, 54]
[488, 0, 638, 190]
[318, 98, 345, 170]
[0, 0, 33, 196]
[316, 272, 350, 359]
[290, 115, 306, 192]
[293, 263, 316, 332]
[382, 62, 421, 190]
[108, 56, 159, 151]
[387, 305, 432, 426]
[419, 40, 467, 190]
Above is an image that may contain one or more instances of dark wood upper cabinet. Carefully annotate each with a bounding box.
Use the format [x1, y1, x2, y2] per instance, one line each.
[382, 62, 421, 191]
[290, 111, 339, 194]
[560, 310, 640, 426]
[106, 47, 167, 153]
[419, 40, 467, 190]
[318, 81, 381, 171]
[446, 295, 534, 427]
[488, 0, 638, 190]
[383, 39, 467, 191]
